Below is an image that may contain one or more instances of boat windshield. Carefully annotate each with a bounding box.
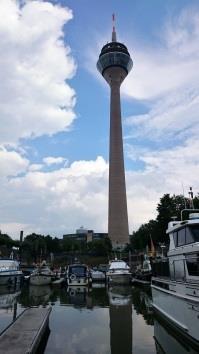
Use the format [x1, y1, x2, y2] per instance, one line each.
[189, 225, 199, 242]
[70, 266, 86, 276]
[173, 225, 199, 247]
[0, 260, 18, 270]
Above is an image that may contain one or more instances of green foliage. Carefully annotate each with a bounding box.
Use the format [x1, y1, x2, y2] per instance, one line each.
[0, 232, 20, 256]
[131, 193, 199, 252]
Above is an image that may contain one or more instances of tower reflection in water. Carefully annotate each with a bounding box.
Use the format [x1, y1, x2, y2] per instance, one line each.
[108, 286, 132, 354]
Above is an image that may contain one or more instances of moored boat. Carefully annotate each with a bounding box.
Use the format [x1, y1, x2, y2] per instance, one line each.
[132, 254, 152, 286]
[29, 262, 53, 286]
[90, 267, 106, 282]
[106, 259, 132, 285]
[151, 211, 199, 345]
[0, 259, 23, 286]
[66, 264, 90, 286]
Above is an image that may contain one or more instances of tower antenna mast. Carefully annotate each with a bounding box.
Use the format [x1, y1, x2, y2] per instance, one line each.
[112, 13, 117, 42]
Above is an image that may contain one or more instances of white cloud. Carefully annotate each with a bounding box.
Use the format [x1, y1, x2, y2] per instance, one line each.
[0, 0, 76, 145]
[0, 156, 109, 238]
[0, 147, 29, 178]
[1, 4, 199, 238]
[29, 163, 43, 171]
[1, 147, 199, 238]
[43, 156, 67, 166]
[123, 8, 199, 101]
[122, 7, 199, 230]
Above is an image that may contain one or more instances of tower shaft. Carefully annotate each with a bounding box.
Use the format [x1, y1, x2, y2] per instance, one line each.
[97, 19, 133, 249]
[107, 67, 129, 247]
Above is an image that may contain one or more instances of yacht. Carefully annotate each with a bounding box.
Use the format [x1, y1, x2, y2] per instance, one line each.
[106, 259, 132, 285]
[0, 259, 23, 286]
[90, 267, 106, 282]
[66, 264, 90, 286]
[154, 314, 199, 354]
[29, 262, 54, 286]
[151, 211, 199, 345]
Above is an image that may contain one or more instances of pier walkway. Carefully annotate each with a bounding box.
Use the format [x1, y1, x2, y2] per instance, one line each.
[0, 306, 51, 354]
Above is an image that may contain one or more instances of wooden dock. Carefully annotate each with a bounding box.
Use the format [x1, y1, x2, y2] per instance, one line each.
[0, 306, 51, 354]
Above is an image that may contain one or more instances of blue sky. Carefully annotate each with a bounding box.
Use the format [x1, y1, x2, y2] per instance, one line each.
[1, 0, 199, 238]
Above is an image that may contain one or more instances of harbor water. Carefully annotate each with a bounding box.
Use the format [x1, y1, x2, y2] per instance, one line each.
[0, 283, 198, 354]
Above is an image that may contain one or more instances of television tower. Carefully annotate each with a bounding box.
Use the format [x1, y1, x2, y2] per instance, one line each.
[97, 15, 133, 249]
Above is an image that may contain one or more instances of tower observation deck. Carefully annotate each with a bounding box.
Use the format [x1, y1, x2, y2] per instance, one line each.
[97, 16, 133, 249]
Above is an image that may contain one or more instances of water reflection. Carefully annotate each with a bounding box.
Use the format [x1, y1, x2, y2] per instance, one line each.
[0, 285, 21, 333]
[109, 286, 132, 354]
[66, 286, 92, 308]
[132, 286, 153, 325]
[0, 285, 21, 310]
[2, 284, 198, 354]
[29, 285, 52, 306]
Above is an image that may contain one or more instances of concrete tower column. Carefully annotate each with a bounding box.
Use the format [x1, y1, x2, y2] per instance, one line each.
[104, 67, 129, 248]
[97, 17, 133, 249]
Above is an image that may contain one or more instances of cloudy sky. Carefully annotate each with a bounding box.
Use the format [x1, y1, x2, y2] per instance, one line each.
[1, 0, 199, 238]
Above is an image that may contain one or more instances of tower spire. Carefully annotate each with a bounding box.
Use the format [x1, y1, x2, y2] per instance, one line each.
[112, 13, 117, 42]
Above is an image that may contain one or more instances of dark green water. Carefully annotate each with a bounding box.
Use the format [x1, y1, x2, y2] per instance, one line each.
[0, 283, 197, 354]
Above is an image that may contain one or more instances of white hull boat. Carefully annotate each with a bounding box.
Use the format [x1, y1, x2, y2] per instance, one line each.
[0, 260, 23, 286]
[66, 264, 90, 286]
[152, 211, 199, 345]
[30, 263, 53, 286]
[107, 260, 132, 285]
[154, 315, 199, 354]
[91, 270, 106, 282]
[30, 274, 52, 286]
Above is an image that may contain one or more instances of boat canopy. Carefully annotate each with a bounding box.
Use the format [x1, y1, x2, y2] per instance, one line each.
[0, 260, 19, 270]
[109, 260, 129, 270]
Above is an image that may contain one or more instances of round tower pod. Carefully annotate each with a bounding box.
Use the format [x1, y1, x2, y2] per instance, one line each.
[97, 41, 133, 76]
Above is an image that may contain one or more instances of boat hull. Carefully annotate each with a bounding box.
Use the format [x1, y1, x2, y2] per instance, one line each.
[107, 273, 131, 285]
[152, 284, 199, 344]
[0, 272, 22, 286]
[91, 271, 105, 282]
[66, 277, 89, 286]
[30, 275, 52, 286]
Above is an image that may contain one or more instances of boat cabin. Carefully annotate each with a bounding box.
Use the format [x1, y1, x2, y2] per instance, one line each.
[152, 213, 199, 283]
[67, 264, 89, 286]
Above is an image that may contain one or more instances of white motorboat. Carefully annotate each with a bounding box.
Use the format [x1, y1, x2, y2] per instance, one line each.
[66, 264, 90, 286]
[90, 267, 106, 282]
[29, 263, 53, 286]
[151, 211, 199, 345]
[0, 259, 23, 286]
[154, 315, 199, 354]
[106, 259, 132, 285]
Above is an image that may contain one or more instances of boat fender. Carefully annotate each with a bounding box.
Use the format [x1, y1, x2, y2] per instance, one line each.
[70, 274, 76, 281]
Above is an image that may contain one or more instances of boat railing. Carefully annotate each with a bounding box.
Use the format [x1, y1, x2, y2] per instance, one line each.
[152, 259, 170, 278]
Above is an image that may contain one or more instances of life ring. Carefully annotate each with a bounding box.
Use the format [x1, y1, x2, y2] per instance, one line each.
[70, 274, 76, 281]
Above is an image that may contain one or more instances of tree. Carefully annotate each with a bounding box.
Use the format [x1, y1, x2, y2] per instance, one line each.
[130, 193, 199, 252]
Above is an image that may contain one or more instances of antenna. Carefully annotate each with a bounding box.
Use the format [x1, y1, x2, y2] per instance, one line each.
[112, 13, 117, 42]
[181, 182, 187, 208]
[188, 186, 194, 209]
